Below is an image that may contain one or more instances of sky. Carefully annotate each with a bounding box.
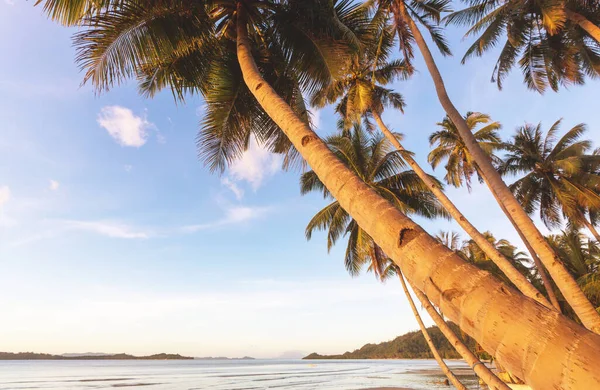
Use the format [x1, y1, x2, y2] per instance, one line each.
[1, 2, 599, 359]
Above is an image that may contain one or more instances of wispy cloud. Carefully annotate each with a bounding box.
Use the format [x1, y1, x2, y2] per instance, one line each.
[97, 106, 153, 147]
[220, 177, 244, 200]
[226, 136, 281, 192]
[183, 205, 270, 233]
[63, 220, 151, 239]
[49, 180, 60, 191]
[124, 164, 133, 173]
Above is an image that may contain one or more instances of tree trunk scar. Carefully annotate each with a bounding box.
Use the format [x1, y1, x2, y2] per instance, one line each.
[398, 228, 417, 247]
[255, 82, 263, 90]
[302, 135, 316, 146]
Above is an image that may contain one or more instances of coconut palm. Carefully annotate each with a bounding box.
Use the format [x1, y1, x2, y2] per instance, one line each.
[429, 114, 563, 310]
[462, 233, 534, 286]
[37, 0, 600, 384]
[301, 128, 472, 389]
[436, 230, 465, 254]
[428, 112, 504, 191]
[302, 125, 449, 278]
[302, 127, 466, 387]
[548, 228, 600, 312]
[404, 273, 512, 390]
[446, 0, 600, 93]
[313, 22, 550, 308]
[385, 264, 508, 390]
[375, 0, 600, 330]
[500, 120, 600, 241]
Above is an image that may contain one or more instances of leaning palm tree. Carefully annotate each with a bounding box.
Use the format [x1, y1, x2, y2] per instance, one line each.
[313, 24, 550, 308]
[301, 128, 473, 390]
[38, 1, 600, 384]
[395, 266, 512, 390]
[446, 0, 600, 93]
[374, 0, 600, 330]
[302, 125, 449, 277]
[430, 113, 562, 310]
[428, 112, 504, 191]
[384, 264, 511, 390]
[500, 120, 600, 242]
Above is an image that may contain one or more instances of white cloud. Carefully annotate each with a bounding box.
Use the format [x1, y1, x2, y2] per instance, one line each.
[49, 180, 60, 191]
[183, 205, 269, 233]
[63, 220, 150, 239]
[221, 177, 244, 200]
[228, 137, 281, 191]
[4, 0, 15, 5]
[0, 186, 10, 207]
[97, 106, 152, 147]
[124, 164, 133, 172]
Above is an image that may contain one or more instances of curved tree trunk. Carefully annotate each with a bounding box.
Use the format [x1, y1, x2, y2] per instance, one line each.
[407, 278, 511, 390]
[236, 5, 600, 388]
[393, 0, 600, 334]
[565, 9, 600, 43]
[479, 174, 562, 311]
[397, 270, 467, 390]
[582, 216, 600, 242]
[371, 112, 552, 310]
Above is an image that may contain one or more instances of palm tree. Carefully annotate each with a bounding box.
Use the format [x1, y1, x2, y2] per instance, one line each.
[429, 114, 563, 310]
[302, 127, 467, 389]
[389, 265, 509, 390]
[313, 23, 550, 308]
[376, 0, 600, 331]
[446, 0, 600, 93]
[428, 112, 504, 191]
[500, 120, 600, 242]
[302, 126, 449, 279]
[548, 228, 600, 312]
[405, 276, 512, 390]
[38, 1, 600, 384]
[436, 230, 465, 253]
[462, 232, 534, 286]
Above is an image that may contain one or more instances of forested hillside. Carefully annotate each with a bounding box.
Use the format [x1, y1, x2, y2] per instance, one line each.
[304, 324, 486, 360]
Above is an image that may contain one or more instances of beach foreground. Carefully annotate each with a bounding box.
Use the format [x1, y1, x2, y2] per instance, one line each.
[0, 358, 482, 389]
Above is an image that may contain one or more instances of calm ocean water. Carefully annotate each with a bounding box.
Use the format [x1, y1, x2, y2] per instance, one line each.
[0, 359, 482, 389]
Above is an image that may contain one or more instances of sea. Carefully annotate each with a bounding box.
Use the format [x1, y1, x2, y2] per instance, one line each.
[0, 359, 483, 389]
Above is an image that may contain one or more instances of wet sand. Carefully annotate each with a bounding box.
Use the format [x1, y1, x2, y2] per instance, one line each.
[361, 388, 414, 390]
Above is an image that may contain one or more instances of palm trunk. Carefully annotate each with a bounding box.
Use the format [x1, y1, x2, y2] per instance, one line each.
[394, 0, 600, 334]
[236, 4, 600, 388]
[397, 270, 467, 390]
[479, 173, 562, 311]
[372, 112, 552, 310]
[565, 9, 600, 43]
[407, 279, 511, 390]
[582, 215, 600, 242]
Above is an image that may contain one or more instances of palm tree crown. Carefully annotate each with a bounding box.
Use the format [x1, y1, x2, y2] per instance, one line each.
[38, 0, 370, 172]
[548, 228, 600, 311]
[302, 125, 448, 276]
[310, 15, 412, 130]
[499, 120, 600, 231]
[428, 112, 504, 191]
[446, 0, 600, 93]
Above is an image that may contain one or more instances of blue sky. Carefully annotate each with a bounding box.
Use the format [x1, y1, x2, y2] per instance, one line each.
[0, 2, 599, 359]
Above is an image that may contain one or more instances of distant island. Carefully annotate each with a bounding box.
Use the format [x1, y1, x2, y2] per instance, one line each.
[0, 352, 194, 360]
[304, 323, 488, 360]
[196, 356, 255, 360]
